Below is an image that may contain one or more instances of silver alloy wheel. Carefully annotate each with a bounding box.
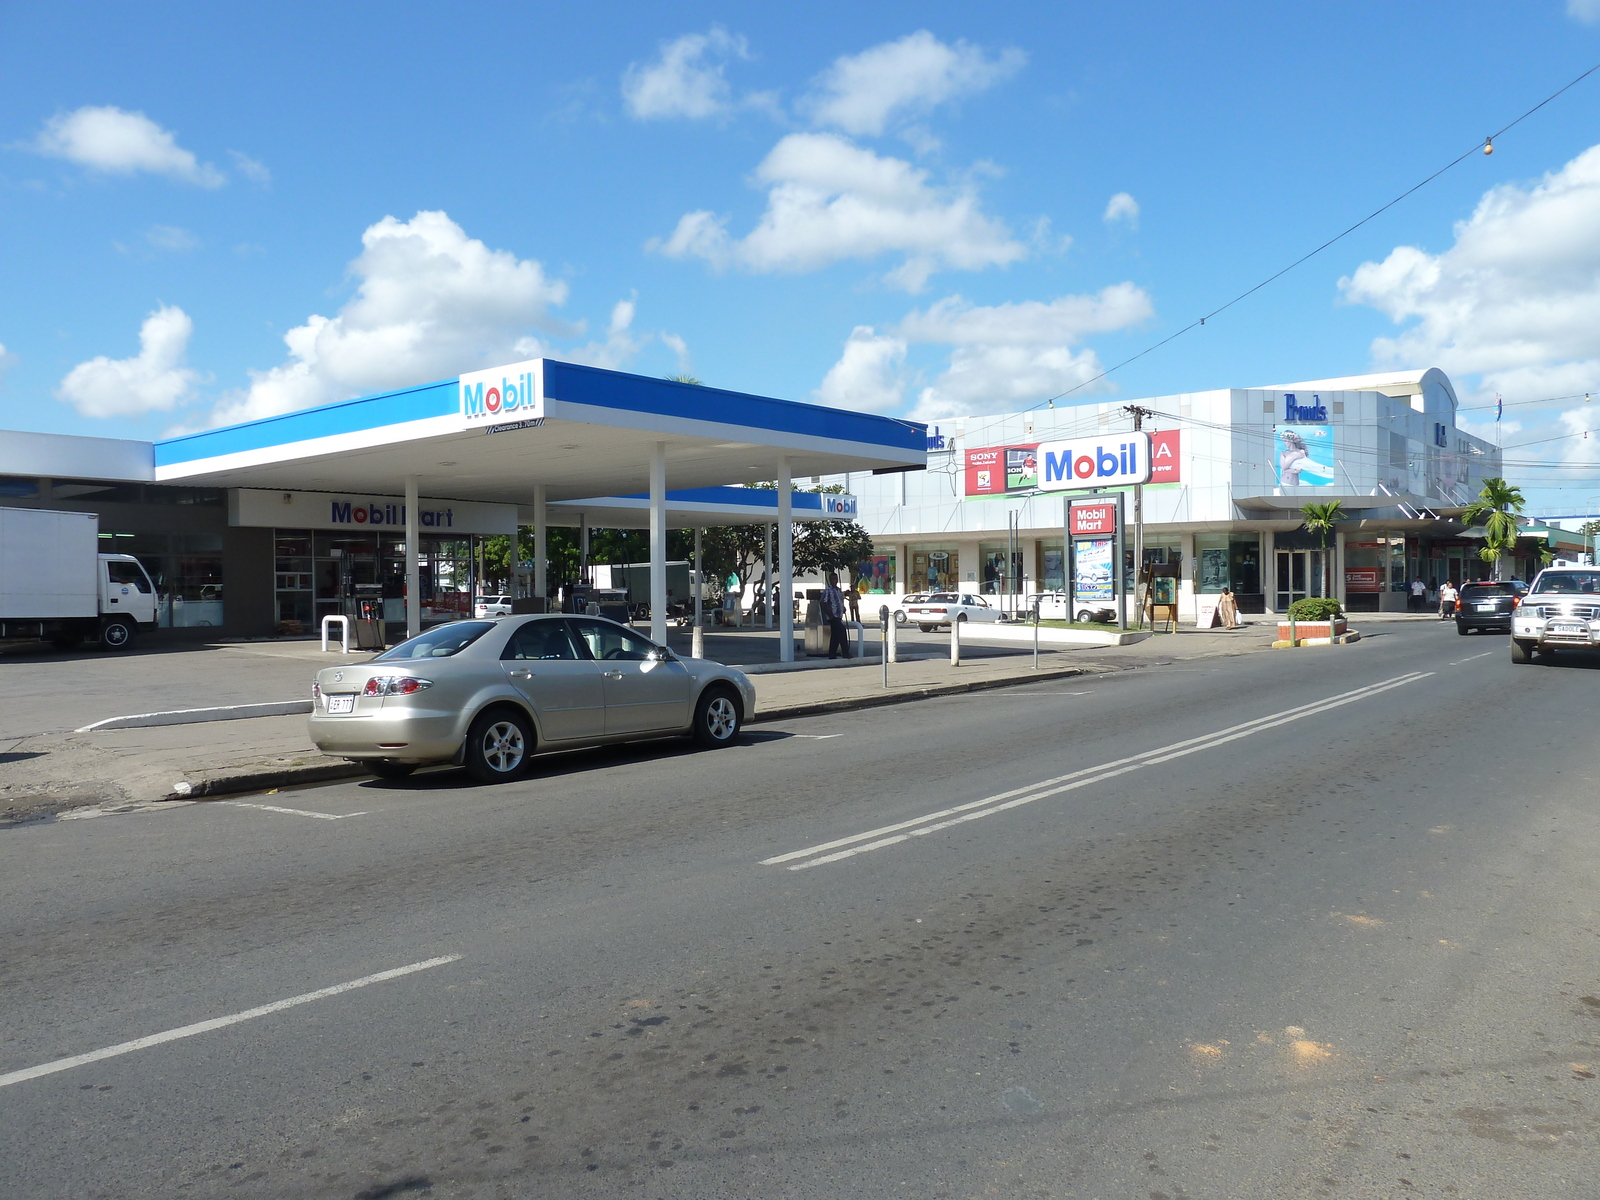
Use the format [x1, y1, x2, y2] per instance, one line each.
[705, 695, 738, 741]
[480, 720, 526, 773]
[102, 620, 131, 648]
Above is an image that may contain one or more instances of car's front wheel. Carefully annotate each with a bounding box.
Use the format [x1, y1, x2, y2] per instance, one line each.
[919, 624, 935, 633]
[692, 686, 743, 748]
[894, 611, 907, 625]
[1511, 638, 1535, 664]
[464, 708, 534, 783]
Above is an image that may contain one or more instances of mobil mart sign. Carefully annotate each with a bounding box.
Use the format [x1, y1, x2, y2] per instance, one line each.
[1037, 432, 1152, 490]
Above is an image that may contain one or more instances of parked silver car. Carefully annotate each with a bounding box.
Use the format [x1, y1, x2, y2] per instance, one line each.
[1510, 568, 1600, 664]
[309, 615, 755, 782]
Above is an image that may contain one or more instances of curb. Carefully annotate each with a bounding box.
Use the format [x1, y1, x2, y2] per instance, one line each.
[79, 699, 313, 732]
[751, 662, 1099, 724]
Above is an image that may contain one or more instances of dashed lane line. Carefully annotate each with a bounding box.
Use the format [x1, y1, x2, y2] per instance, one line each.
[0, 956, 460, 1090]
[223, 801, 367, 821]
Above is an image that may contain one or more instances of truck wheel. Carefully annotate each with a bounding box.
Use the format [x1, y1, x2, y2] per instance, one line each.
[692, 686, 743, 748]
[1510, 638, 1534, 664]
[99, 617, 135, 651]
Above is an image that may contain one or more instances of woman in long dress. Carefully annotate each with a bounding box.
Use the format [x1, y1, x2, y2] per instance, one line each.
[1217, 587, 1240, 629]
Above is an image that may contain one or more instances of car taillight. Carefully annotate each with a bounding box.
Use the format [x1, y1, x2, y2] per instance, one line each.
[1511, 595, 1521, 608]
[362, 676, 432, 696]
[311, 680, 321, 701]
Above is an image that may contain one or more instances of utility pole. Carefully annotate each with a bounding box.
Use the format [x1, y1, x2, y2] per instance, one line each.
[1123, 404, 1155, 627]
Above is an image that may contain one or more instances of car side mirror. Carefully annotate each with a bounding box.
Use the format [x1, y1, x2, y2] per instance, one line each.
[647, 647, 673, 662]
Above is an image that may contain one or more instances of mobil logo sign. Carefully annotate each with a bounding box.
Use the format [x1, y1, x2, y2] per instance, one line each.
[1069, 501, 1117, 536]
[1037, 432, 1151, 490]
[460, 359, 544, 423]
[823, 494, 858, 517]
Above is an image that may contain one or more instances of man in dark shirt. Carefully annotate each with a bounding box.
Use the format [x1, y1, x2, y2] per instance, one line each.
[822, 573, 851, 658]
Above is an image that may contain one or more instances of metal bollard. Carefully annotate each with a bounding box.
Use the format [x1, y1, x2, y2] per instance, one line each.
[691, 621, 704, 659]
[1032, 598, 1040, 670]
[879, 605, 890, 689]
[886, 613, 898, 663]
[950, 616, 961, 666]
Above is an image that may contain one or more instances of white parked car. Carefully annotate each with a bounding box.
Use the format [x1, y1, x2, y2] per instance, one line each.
[903, 592, 1000, 632]
[891, 593, 930, 625]
[474, 594, 512, 618]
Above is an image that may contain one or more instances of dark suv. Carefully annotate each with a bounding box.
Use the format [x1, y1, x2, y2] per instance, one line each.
[1454, 580, 1526, 635]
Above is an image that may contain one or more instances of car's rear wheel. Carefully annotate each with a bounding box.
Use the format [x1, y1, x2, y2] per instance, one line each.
[919, 624, 935, 633]
[1510, 638, 1534, 664]
[1456, 622, 1470, 635]
[464, 708, 534, 783]
[367, 761, 416, 780]
[692, 686, 743, 748]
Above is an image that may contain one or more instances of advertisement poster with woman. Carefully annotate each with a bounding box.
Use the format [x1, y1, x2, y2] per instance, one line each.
[1274, 425, 1336, 486]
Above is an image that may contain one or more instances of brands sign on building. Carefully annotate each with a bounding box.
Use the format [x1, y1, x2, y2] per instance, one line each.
[1069, 500, 1117, 536]
[823, 494, 858, 518]
[228, 489, 518, 535]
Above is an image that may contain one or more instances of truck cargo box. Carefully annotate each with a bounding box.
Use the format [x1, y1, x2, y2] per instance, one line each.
[0, 507, 99, 621]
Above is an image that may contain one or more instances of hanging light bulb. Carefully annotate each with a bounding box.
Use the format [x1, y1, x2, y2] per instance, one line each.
[1484, 137, 1494, 155]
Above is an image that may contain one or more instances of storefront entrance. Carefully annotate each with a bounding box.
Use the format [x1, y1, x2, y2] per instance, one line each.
[1275, 549, 1327, 610]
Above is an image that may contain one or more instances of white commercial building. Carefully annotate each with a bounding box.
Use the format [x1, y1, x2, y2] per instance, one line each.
[831, 369, 1507, 620]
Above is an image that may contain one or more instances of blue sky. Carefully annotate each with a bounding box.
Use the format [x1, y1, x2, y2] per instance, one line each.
[3, 2, 1599, 512]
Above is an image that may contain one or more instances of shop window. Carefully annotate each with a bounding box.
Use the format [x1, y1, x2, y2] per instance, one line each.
[1038, 541, 1065, 592]
[979, 543, 1023, 594]
[854, 553, 895, 593]
[910, 547, 957, 593]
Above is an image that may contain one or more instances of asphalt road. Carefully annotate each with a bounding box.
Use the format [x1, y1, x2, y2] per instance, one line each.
[2, 623, 1597, 1198]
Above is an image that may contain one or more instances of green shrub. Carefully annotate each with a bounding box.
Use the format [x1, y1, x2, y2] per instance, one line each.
[1287, 597, 1343, 621]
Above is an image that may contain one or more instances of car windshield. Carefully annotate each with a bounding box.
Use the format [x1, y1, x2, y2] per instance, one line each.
[1531, 571, 1600, 595]
[376, 621, 495, 660]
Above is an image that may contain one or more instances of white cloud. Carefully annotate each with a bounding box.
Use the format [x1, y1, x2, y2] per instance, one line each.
[1103, 192, 1139, 229]
[654, 132, 1025, 291]
[228, 150, 271, 185]
[802, 30, 1024, 136]
[1340, 143, 1600, 401]
[145, 224, 198, 252]
[622, 27, 749, 119]
[564, 296, 643, 370]
[32, 106, 224, 187]
[209, 211, 571, 426]
[1569, 0, 1600, 23]
[56, 305, 200, 417]
[661, 332, 692, 374]
[812, 286, 1154, 419]
[0, 343, 16, 382]
[816, 326, 907, 412]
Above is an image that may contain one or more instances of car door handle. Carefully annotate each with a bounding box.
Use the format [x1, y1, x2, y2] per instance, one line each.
[508, 668, 533, 679]
[604, 670, 624, 679]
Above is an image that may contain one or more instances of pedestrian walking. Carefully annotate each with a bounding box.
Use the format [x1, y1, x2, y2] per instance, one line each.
[1438, 579, 1458, 619]
[1408, 577, 1426, 612]
[1217, 587, 1240, 630]
[822, 572, 851, 658]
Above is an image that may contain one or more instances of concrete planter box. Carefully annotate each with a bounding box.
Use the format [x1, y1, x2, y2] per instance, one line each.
[1276, 618, 1347, 641]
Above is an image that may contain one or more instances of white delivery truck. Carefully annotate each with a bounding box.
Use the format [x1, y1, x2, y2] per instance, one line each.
[0, 506, 158, 651]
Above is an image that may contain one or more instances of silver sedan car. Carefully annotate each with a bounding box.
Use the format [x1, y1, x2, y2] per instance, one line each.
[309, 615, 755, 783]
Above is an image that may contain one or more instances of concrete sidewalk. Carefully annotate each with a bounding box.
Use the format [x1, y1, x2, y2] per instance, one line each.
[0, 620, 1281, 824]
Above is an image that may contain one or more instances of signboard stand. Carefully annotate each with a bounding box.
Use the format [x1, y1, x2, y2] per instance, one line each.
[1067, 493, 1124, 627]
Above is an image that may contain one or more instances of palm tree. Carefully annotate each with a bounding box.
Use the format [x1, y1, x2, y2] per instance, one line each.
[1460, 477, 1525, 581]
[1299, 500, 1346, 600]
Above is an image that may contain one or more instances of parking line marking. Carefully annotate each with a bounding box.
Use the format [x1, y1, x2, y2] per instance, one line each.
[223, 802, 366, 821]
[0, 956, 460, 1090]
[764, 671, 1431, 870]
[789, 734, 844, 739]
[1449, 652, 1494, 665]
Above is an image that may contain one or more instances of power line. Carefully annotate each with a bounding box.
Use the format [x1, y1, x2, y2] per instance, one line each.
[1017, 58, 1600, 415]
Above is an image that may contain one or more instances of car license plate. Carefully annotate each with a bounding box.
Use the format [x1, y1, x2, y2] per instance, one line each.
[1476, 603, 1496, 611]
[326, 694, 355, 714]
[1553, 623, 1584, 635]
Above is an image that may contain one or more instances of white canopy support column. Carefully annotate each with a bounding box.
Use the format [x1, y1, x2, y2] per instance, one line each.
[650, 441, 668, 646]
[778, 458, 794, 662]
[532, 482, 548, 609]
[692, 526, 704, 658]
[578, 513, 588, 588]
[404, 475, 420, 640]
[764, 522, 773, 629]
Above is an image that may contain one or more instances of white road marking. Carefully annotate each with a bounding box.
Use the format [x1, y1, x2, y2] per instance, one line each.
[765, 671, 1432, 870]
[0, 956, 460, 1090]
[986, 691, 1093, 696]
[789, 734, 844, 739]
[223, 802, 367, 821]
[1448, 652, 1494, 665]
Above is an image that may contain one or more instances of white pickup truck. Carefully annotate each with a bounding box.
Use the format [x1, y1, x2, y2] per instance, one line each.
[1510, 567, 1600, 664]
[0, 506, 158, 651]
